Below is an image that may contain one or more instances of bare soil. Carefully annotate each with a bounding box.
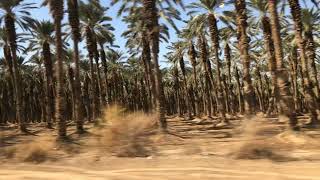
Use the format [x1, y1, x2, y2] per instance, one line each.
[1, 112, 320, 180]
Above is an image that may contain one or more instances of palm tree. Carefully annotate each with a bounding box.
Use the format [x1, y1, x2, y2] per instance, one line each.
[288, 0, 318, 125]
[234, 0, 255, 115]
[27, 20, 55, 128]
[248, 0, 277, 115]
[268, 0, 298, 130]
[112, 0, 183, 131]
[0, 0, 36, 132]
[105, 50, 126, 104]
[79, 0, 114, 120]
[187, 0, 228, 124]
[96, 31, 115, 105]
[301, 8, 320, 105]
[0, 28, 14, 92]
[121, 7, 169, 111]
[43, 0, 67, 138]
[142, 0, 167, 131]
[166, 41, 192, 119]
[67, 0, 83, 133]
[187, 42, 200, 116]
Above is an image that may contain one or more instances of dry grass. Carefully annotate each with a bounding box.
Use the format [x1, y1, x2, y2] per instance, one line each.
[99, 105, 157, 157]
[1, 137, 55, 163]
[231, 118, 313, 161]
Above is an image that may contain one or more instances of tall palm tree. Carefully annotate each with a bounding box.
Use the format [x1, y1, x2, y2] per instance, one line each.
[143, 0, 167, 131]
[27, 20, 55, 128]
[0, 28, 14, 92]
[288, 0, 318, 125]
[67, 0, 83, 133]
[121, 7, 169, 111]
[112, 0, 183, 131]
[96, 31, 115, 105]
[43, 0, 67, 138]
[79, 0, 114, 120]
[301, 8, 320, 105]
[187, 0, 228, 124]
[234, 0, 255, 115]
[0, 0, 36, 132]
[248, 0, 277, 115]
[182, 14, 220, 117]
[268, 0, 298, 130]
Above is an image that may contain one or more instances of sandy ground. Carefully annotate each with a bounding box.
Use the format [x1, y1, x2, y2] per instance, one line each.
[1, 114, 320, 180]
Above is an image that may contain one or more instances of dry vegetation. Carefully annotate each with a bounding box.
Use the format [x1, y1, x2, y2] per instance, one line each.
[2, 106, 320, 179]
[99, 106, 157, 157]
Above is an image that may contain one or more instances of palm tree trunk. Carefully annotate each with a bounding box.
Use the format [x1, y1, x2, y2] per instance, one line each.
[93, 39, 103, 108]
[99, 42, 109, 105]
[5, 14, 25, 132]
[143, 0, 167, 131]
[268, 0, 298, 130]
[235, 67, 244, 113]
[208, 13, 227, 123]
[224, 43, 235, 114]
[289, 47, 300, 112]
[262, 16, 277, 115]
[188, 43, 199, 117]
[68, 0, 84, 133]
[142, 36, 156, 111]
[47, 0, 67, 138]
[305, 30, 320, 103]
[179, 57, 192, 119]
[235, 0, 255, 115]
[198, 34, 212, 117]
[4, 45, 14, 86]
[86, 26, 99, 121]
[42, 41, 54, 128]
[288, 0, 318, 125]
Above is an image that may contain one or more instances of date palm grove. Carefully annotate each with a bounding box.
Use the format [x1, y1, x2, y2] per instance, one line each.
[0, 0, 320, 139]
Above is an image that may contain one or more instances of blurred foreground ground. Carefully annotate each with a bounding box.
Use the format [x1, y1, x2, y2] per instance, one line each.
[1, 113, 320, 180]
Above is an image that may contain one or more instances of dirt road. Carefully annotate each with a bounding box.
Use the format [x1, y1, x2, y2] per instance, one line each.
[2, 157, 320, 180]
[2, 116, 320, 180]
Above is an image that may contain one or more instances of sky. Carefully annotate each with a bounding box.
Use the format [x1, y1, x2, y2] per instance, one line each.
[20, 0, 318, 66]
[23, 0, 191, 66]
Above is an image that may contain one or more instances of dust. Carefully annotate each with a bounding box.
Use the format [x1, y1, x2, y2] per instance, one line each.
[99, 105, 157, 157]
[2, 137, 55, 163]
[231, 117, 319, 161]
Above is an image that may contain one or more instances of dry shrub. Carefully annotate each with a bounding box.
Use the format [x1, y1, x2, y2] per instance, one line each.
[16, 138, 54, 163]
[100, 105, 157, 157]
[232, 119, 294, 161]
[232, 117, 320, 161]
[22, 145, 49, 163]
[275, 131, 320, 149]
[233, 141, 294, 161]
[1, 147, 17, 159]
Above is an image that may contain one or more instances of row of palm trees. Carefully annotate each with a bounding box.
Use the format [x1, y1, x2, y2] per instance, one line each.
[0, 0, 319, 139]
